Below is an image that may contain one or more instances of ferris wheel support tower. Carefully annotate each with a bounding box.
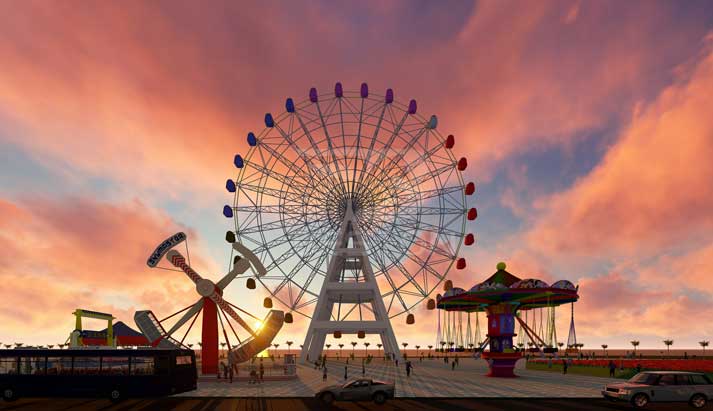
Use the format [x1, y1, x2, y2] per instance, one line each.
[300, 200, 400, 363]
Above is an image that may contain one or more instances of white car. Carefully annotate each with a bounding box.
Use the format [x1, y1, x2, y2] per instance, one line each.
[602, 371, 713, 408]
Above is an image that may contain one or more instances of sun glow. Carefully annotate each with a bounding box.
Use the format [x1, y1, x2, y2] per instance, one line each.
[253, 320, 263, 331]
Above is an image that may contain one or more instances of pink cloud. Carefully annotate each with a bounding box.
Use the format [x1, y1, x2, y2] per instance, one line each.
[0, 196, 227, 345]
[525, 47, 713, 257]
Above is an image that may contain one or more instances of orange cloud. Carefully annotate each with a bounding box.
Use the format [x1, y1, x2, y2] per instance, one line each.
[525, 47, 713, 257]
[0, 196, 228, 345]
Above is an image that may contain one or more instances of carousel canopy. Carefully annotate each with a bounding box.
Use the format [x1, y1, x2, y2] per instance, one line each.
[437, 262, 578, 312]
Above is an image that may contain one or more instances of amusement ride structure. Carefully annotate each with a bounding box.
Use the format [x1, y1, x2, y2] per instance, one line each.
[435, 262, 579, 377]
[224, 82, 477, 362]
[135, 232, 284, 375]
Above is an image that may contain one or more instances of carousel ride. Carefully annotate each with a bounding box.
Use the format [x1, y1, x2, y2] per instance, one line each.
[135, 232, 284, 375]
[223, 82, 477, 362]
[434, 262, 579, 377]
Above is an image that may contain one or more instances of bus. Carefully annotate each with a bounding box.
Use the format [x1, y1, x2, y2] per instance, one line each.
[0, 348, 197, 401]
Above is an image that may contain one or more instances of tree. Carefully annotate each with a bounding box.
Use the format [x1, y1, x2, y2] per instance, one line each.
[326, 343, 331, 357]
[48, 345, 54, 349]
[663, 340, 673, 356]
[364, 342, 370, 356]
[468, 343, 474, 351]
[338, 343, 344, 357]
[440, 341, 446, 352]
[187, 344, 193, 349]
[557, 342, 564, 349]
[376, 343, 382, 355]
[351, 341, 357, 354]
[631, 340, 640, 355]
[601, 344, 608, 357]
[415, 345, 421, 356]
[428, 345, 433, 355]
[700, 340, 709, 357]
[14, 343, 23, 348]
[286, 341, 293, 354]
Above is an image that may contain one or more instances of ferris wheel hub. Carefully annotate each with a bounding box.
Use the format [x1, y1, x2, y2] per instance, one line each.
[196, 278, 216, 297]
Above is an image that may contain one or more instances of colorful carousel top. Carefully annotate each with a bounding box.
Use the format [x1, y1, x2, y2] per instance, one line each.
[437, 262, 578, 312]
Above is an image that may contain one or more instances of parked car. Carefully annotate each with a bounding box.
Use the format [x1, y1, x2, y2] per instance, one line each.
[316, 378, 394, 405]
[602, 371, 713, 408]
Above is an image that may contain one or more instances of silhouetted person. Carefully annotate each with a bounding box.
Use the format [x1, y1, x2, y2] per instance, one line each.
[362, 360, 365, 376]
[344, 365, 348, 381]
[322, 366, 327, 382]
[259, 362, 264, 383]
[608, 360, 616, 377]
[562, 359, 568, 375]
[635, 363, 642, 373]
[406, 360, 412, 377]
[451, 360, 456, 371]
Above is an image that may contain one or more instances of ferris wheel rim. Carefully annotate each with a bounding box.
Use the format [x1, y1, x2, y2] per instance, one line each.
[229, 85, 471, 319]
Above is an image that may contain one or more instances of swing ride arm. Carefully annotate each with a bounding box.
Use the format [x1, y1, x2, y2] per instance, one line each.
[514, 314, 547, 348]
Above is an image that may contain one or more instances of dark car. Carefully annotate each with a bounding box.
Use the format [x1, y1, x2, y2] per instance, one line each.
[316, 378, 395, 405]
[602, 371, 713, 408]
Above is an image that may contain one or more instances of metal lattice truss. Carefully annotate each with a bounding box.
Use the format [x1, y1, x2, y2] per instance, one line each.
[229, 87, 468, 319]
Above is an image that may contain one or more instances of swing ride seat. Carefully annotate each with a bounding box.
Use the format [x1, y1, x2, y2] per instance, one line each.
[134, 310, 182, 348]
[228, 310, 284, 364]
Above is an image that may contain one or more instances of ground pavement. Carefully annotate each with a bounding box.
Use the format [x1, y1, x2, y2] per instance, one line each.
[176, 357, 620, 397]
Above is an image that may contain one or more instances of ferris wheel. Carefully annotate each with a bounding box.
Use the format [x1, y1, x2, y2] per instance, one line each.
[223, 82, 477, 326]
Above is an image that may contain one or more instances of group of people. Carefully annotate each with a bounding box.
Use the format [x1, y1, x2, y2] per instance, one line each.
[219, 359, 265, 384]
[317, 354, 416, 382]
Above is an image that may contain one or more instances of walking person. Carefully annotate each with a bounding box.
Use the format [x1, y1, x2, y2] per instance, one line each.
[608, 360, 616, 377]
[228, 359, 234, 383]
[406, 360, 412, 377]
[322, 365, 328, 382]
[344, 365, 348, 381]
[562, 359, 568, 375]
[451, 360, 456, 371]
[362, 359, 365, 376]
[259, 362, 264, 383]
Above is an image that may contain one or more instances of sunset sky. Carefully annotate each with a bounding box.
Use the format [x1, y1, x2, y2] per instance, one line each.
[2, 1, 713, 352]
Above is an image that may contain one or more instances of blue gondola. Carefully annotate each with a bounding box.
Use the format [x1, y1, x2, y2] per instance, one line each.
[264, 113, 274, 128]
[335, 82, 343, 97]
[285, 98, 295, 113]
[222, 205, 233, 218]
[428, 115, 438, 129]
[234, 154, 244, 168]
[226, 179, 236, 193]
[247, 132, 257, 146]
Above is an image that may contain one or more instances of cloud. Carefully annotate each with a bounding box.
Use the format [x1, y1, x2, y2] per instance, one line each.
[525, 46, 713, 258]
[0, 196, 223, 344]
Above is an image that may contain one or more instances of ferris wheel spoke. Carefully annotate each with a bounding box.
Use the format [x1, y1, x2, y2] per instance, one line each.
[377, 244, 428, 296]
[290, 241, 333, 309]
[314, 98, 348, 198]
[264, 124, 341, 198]
[270, 233, 333, 297]
[358, 125, 429, 195]
[294, 296, 319, 311]
[369, 251, 410, 312]
[354, 104, 388, 196]
[355, 105, 410, 198]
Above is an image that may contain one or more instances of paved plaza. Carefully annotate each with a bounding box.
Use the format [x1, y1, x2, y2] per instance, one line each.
[177, 357, 619, 398]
